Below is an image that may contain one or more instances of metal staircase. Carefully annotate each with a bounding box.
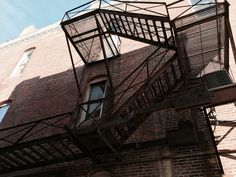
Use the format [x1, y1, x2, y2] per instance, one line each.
[61, 0, 174, 64]
[0, 0, 236, 174]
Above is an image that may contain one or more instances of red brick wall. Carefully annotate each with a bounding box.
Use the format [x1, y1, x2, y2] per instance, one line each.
[2, 0, 236, 176]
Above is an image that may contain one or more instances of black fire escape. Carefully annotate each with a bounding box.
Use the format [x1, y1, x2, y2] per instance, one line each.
[0, 0, 236, 174]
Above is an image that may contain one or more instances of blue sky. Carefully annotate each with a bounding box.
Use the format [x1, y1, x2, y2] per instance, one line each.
[0, 0, 87, 43]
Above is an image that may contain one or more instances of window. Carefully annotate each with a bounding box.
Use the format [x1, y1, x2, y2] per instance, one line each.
[99, 20, 121, 59]
[0, 103, 9, 123]
[189, 0, 214, 12]
[10, 47, 35, 77]
[85, 80, 107, 120]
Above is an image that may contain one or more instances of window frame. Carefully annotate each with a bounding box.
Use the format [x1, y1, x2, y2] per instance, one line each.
[80, 79, 107, 124]
[0, 101, 10, 123]
[99, 20, 121, 60]
[10, 47, 35, 77]
[188, 0, 214, 13]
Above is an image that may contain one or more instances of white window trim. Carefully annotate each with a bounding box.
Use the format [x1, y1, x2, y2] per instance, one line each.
[10, 47, 35, 77]
[188, 0, 214, 13]
[79, 78, 107, 125]
[99, 20, 121, 60]
[0, 102, 10, 123]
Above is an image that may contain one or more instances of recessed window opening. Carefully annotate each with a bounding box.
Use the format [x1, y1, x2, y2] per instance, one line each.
[80, 80, 107, 123]
[10, 47, 35, 77]
[0, 103, 10, 123]
[99, 20, 121, 60]
[189, 0, 214, 13]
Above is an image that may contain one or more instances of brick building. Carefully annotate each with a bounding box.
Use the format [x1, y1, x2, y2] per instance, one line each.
[0, 0, 236, 176]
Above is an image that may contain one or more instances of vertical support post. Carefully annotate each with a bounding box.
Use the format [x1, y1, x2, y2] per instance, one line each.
[225, 13, 236, 64]
[171, 21, 191, 82]
[66, 36, 82, 97]
[99, 0, 102, 9]
[95, 16, 114, 89]
[224, 1, 230, 71]
[203, 108, 224, 175]
[215, 2, 222, 68]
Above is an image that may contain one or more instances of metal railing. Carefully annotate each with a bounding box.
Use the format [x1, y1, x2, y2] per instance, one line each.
[0, 112, 72, 148]
[62, 0, 169, 22]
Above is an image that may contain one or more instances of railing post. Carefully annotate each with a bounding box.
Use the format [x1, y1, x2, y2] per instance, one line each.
[170, 21, 192, 82]
[99, 0, 102, 9]
[224, 1, 230, 71]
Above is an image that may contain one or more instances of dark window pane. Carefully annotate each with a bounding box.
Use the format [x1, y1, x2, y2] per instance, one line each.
[86, 81, 106, 119]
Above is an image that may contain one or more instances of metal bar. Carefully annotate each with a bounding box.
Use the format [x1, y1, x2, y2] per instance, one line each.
[119, 15, 128, 35]
[0, 112, 71, 132]
[61, 25, 88, 64]
[20, 148, 40, 162]
[131, 17, 139, 37]
[148, 49, 169, 77]
[60, 140, 76, 156]
[113, 15, 122, 33]
[71, 28, 97, 39]
[74, 33, 100, 44]
[109, 28, 168, 48]
[224, 2, 229, 70]
[153, 20, 160, 43]
[114, 47, 162, 90]
[1, 152, 24, 167]
[150, 84, 159, 102]
[170, 63, 178, 83]
[124, 3, 167, 17]
[23, 116, 68, 140]
[138, 18, 146, 39]
[48, 142, 69, 160]
[65, 126, 98, 162]
[15, 123, 39, 144]
[38, 144, 58, 161]
[226, 17, 236, 64]
[172, 0, 202, 20]
[107, 14, 117, 32]
[0, 160, 10, 169]
[100, 13, 111, 31]
[112, 0, 166, 5]
[66, 37, 82, 96]
[63, 0, 97, 15]
[10, 151, 33, 165]
[203, 108, 224, 174]
[164, 71, 171, 89]
[146, 19, 153, 41]
[175, 12, 225, 32]
[173, 2, 223, 21]
[97, 129, 120, 159]
[0, 154, 17, 168]
[167, 0, 184, 7]
[95, 16, 114, 89]
[29, 146, 49, 161]
[171, 21, 189, 82]
[125, 16, 133, 35]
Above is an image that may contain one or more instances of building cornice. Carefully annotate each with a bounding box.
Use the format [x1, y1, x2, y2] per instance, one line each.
[0, 23, 61, 50]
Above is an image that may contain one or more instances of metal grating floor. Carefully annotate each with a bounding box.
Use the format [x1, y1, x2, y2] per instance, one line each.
[203, 70, 233, 89]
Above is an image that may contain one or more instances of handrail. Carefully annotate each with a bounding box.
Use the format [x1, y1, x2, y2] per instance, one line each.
[0, 112, 72, 147]
[0, 112, 72, 132]
[61, 0, 169, 23]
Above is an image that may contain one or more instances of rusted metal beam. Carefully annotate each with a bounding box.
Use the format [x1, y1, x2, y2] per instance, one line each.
[208, 84, 236, 107]
[95, 16, 114, 89]
[226, 17, 236, 64]
[175, 12, 225, 32]
[203, 108, 224, 174]
[137, 82, 236, 114]
[224, 1, 229, 71]
[97, 129, 120, 160]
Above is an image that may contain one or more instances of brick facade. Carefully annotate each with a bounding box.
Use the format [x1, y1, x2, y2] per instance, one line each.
[1, 0, 236, 176]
